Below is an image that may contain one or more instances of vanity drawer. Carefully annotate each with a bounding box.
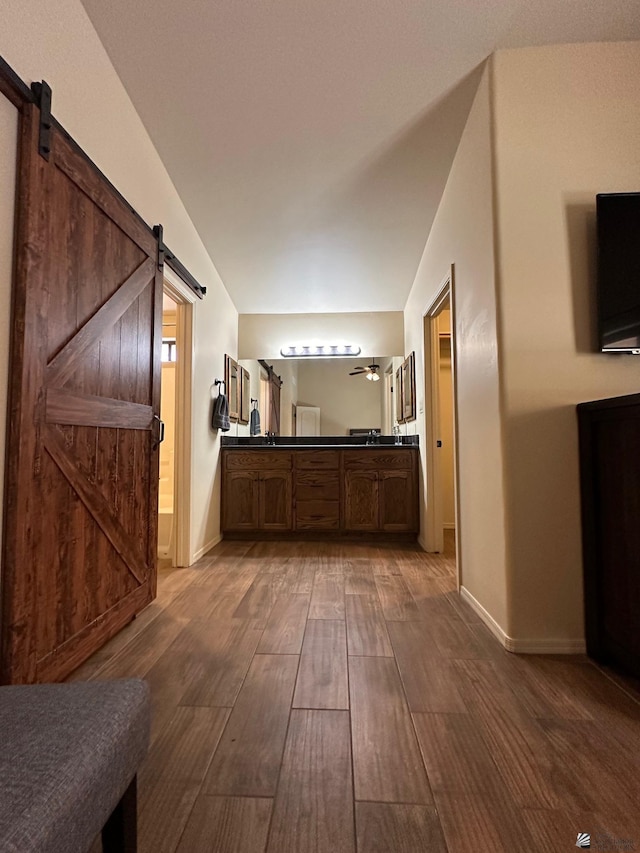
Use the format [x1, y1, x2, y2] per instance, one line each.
[224, 450, 292, 470]
[295, 500, 340, 530]
[296, 471, 340, 501]
[295, 450, 340, 470]
[343, 450, 414, 470]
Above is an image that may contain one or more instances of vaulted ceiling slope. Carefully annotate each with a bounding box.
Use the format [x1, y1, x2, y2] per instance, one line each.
[80, 0, 640, 314]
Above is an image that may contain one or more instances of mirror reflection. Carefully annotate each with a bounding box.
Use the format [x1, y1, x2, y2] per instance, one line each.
[236, 356, 405, 437]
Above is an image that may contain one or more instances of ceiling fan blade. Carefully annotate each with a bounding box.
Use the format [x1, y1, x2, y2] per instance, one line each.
[349, 368, 367, 375]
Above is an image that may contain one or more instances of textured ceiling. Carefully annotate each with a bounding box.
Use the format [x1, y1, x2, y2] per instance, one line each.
[80, 0, 640, 313]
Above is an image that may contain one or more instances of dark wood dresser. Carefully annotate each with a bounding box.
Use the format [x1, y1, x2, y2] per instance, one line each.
[578, 392, 640, 677]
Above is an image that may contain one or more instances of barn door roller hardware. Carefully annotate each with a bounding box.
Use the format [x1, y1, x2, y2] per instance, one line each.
[153, 225, 207, 298]
[31, 80, 52, 161]
[1, 55, 207, 300]
[153, 225, 165, 271]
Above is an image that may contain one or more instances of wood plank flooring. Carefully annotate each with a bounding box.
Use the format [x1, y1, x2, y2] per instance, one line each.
[74, 535, 640, 853]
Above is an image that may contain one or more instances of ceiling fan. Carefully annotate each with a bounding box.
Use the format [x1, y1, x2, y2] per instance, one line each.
[349, 360, 380, 381]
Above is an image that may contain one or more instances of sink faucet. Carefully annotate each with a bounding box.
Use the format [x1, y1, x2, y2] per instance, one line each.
[366, 429, 380, 446]
[264, 431, 276, 446]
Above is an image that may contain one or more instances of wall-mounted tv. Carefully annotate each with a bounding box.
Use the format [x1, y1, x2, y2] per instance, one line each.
[597, 192, 640, 353]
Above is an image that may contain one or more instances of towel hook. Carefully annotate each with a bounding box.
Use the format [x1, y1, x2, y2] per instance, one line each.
[214, 378, 226, 392]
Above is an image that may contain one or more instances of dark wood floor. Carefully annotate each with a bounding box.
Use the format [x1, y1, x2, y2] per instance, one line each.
[74, 535, 640, 853]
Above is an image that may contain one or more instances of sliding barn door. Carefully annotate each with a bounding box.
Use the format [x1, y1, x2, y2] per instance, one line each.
[269, 371, 281, 436]
[1, 104, 163, 683]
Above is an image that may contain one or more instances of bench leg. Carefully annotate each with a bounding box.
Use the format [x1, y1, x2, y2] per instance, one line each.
[102, 775, 138, 853]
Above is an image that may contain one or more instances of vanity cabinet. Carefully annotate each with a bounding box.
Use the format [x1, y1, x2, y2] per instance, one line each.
[343, 450, 417, 532]
[221, 447, 418, 538]
[295, 450, 340, 530]
[223, 452, 292, 532]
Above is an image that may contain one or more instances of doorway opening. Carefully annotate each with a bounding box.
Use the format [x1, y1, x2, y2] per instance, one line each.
[158, 293, 177, 566]
[259, 367, 271, 434]
[423, 266, 461, 585]
[158, 270, 196, 567]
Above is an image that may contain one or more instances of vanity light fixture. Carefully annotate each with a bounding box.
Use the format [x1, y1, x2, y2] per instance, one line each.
[280, 344, 361, 358]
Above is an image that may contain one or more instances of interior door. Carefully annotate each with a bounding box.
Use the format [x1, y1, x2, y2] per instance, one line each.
[269, 372, 281, 435]
[1, 104, 163, 684]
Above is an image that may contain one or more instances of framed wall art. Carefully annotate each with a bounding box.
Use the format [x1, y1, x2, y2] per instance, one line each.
[401, 351, 416, 422]
[225, 354, 239, 422]
[395, 365, 404, 424]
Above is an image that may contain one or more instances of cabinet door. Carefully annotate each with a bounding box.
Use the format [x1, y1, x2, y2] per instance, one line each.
[379, 470, 415, 531]
[223, 471, 259, 530]
[260, 471, 293, 530]
[344, 470, 379, 530]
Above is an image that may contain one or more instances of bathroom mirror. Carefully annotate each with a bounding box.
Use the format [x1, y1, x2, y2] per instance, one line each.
[238, 355, 405, 436]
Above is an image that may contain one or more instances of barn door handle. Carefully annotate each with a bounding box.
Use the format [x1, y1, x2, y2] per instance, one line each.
[152, 415, 165, 448]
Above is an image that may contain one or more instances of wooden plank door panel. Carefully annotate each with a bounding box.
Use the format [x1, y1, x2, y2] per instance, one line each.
[1, 104, 162, 683]
[269, 371, 281, 436]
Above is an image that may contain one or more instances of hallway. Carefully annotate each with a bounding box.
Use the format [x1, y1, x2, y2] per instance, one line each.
[74, 539, 640, 853]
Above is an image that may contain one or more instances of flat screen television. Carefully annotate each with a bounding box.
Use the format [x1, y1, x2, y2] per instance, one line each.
[597, 192, 640, 353]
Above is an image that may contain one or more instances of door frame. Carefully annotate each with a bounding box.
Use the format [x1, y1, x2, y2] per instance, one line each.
[422, 265, 462, 585]
[383, 364, 394, 436]
[163, 267, 196, 567]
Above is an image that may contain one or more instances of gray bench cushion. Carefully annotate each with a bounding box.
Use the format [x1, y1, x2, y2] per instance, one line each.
[0, 679, 150, 853]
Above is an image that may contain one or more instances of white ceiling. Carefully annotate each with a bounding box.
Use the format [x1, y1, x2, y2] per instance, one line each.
[80, 0, 640, 314]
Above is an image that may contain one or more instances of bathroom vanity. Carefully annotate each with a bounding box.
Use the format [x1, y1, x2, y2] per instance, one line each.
[221, 439, 419, 539]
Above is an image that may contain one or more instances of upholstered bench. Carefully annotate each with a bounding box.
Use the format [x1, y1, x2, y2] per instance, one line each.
[0, 679, 150, 853]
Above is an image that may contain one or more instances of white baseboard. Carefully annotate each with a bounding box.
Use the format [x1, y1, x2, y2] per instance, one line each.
[460, 586, 509, 645]
[459, 586, 586, 655]
[504, 636, 586, 654]
[193, 533, 223, 562]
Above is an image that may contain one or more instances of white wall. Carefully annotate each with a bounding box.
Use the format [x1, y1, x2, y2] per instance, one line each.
[493, 41, 640, 644]
[239, 311, 404, 360]
[295, 359, 383, 435]
[404, 64, 509, 632]
[0, 0, 238, 561]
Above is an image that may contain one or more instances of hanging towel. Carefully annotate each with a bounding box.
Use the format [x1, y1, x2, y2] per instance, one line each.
[212, 392, 230, 431]
[250, 406, 261, 436]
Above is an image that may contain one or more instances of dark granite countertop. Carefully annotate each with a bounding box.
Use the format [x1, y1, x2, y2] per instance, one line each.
[221, 435, 419, 449]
